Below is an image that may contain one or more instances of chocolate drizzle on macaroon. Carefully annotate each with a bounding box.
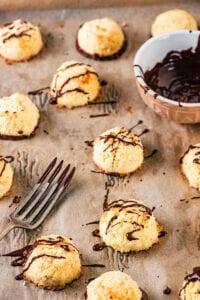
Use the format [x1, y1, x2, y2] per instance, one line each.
[102, 199, 154, 242]
[179, 267, 200, 296]
[0, 155, 14, 176]
[1, 20, 35, 43]
[99, 127, 142, 169]
[49, 62, 100, 105]
[2, 236, 75, 281]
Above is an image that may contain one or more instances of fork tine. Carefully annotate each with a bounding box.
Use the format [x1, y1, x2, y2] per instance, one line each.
[37, 157, 57, 183]
[30, 167, 76, 227]
[15, 159, 62, 219]
[57, 164, 70, 186]
[14, 157, 58, 216]
[26, 165, 71, 223]
[48, 160, 63, 183]
[64, 167, 76, 187]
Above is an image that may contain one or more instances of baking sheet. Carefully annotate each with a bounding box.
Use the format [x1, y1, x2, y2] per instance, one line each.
[0, 3, 200, 300]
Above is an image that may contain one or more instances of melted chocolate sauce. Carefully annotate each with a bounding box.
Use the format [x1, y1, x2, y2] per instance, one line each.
[179, 267, 200, 296]
[3, 236, 73, 281]
[163, 286, 172, 295]
[2, 27, 33, 43]
[92, 242, 106, 251]
[84, 140, 93, 147]
[9, 195, 21, 208]
[82, 264, 105, 268]
[85, 220, 99, 225]
[49, 70, 99, 105]
[138, 128, 150, 137]
[180, 145, 200, 164]
[144, 35, 200, 103]
[158, 230, 167, 238]
[76, 37, 127, 61]
[92, 229, 100, 237]
[89, 113, 110, 118]
[128, 120, 143, 131]
[28, 86, 50, 95]
[141, 289, 149, 300]
[126, 223, 144, 241]
[144, 149, 158, 159]
[100, 80, 108, 86]
[88, 100, 117, 105]
[0, 155, 14, 176]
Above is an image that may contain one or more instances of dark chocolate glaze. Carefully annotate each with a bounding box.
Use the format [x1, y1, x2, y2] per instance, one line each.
[143, 35, 200, 103]
[163, 286, 172, 295]
[3, 236, 73, 281]
[2, 27, 33, 43]
[84, 140, 94, 147]
[85, 220, 99, 225]
[89, 113, 110, 118]
[141, 288, 149, 300]
[144, 149, 158, 159]
[88, 100, 117, 106]
[28, 86, 50, 96]
[0, 155, 14, 176]
[179, 267, 200, 296]
[76, 36, 127, 61]
[0, 124, 39, 141]
[180, 144, 200, 164]
[49, 68, 99, 105]
[99, 127, 142, 169]
[82, 264, 105, 268]
[158, 230, 167, 238]
[92, 229, 100, 237]
[92, 242, 106, 251]
[102, 199, 155, 243]
[9, 195, 21, 208]
[138, 128, 150, 137]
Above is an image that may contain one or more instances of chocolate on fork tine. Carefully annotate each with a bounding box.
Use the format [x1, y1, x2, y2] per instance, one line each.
[14, 157, 58, 216]
[29, 166, 76, 227]
[0, 158, 75, 241]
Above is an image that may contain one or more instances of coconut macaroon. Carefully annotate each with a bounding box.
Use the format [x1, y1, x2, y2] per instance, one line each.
[22, 235, 82, 290]
[180, 143, 200, 190]
[0, 156, 14, 199]
[49, 61, 101, 108]
[0, 19, 43, 63]
[0, 93, 40, 139]
[76, 18, 126, 60]
[86, 271, 142, 300]
[99, 199, 163, 253]
[179, 267, 200, 300]
[93, 127, 144, 176]
[151, 9, 198, 37]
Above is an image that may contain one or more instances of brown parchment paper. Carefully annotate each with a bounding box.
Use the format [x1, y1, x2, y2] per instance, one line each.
[0, 3, 199, 300]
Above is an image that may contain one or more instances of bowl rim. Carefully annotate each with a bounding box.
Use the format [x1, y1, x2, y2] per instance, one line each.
[133, 30, 200, 108]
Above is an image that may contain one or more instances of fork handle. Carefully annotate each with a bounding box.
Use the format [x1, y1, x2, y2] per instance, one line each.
[0, 223, 16, 241]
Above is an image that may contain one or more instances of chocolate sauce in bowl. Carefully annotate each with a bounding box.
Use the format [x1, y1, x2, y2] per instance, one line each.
[143, 35, 200, 103]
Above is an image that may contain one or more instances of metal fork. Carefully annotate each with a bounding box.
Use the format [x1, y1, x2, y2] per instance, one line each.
[0, 157, 75, 241]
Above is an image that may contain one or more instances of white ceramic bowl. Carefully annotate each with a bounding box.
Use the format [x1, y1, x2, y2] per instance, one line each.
[133, 30, 200, 124]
